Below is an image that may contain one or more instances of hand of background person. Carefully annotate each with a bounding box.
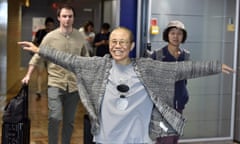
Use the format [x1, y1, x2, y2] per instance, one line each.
[18, 41, 40, 54]
[86, 37, 94, 42]
[21, 74, 31, 84]
[101, 40, 108, 45]
[222, 64, 235, 74]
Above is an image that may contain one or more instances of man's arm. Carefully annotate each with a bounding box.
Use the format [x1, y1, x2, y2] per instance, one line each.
[21, 64, 36, 84]
[20, 43, 41, 84]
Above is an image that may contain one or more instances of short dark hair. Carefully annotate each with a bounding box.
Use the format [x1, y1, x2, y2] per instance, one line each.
[111, 27, 134, 42]
[163, 27, 187, 43]
[57, 3, 76, 17]
[45, 17, 54, 26]
[101, 23, 110, 30]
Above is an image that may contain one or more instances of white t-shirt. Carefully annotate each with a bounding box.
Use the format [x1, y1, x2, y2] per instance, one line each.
[79, 27, 95, 53]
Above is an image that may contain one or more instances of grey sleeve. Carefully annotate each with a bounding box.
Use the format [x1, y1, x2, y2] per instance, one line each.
[174, 61, 222, 81]
[39, 46, 87, 73]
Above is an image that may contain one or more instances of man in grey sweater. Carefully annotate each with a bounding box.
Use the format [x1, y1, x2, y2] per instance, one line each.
[18, 27, 234, 144]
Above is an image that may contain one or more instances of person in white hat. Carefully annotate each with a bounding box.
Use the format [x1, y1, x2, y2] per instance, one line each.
[148, 20, 190, 144]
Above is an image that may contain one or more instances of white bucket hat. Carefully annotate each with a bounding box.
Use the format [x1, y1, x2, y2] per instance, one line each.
[167, 20, 185, 30]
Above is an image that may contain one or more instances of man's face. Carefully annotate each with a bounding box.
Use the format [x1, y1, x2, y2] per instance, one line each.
[46, 22, 55, 32]
[109, 29, 133, 64]
[57, 8, 74, 28]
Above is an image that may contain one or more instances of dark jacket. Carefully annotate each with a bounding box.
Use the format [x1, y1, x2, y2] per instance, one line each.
[152, 46, 190, 110]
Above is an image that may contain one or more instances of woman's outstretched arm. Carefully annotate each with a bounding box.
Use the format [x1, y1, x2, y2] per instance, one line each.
[18, 41, 87, 74]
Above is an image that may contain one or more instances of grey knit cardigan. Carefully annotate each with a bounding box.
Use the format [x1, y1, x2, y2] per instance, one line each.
[39, 46, 222, 140]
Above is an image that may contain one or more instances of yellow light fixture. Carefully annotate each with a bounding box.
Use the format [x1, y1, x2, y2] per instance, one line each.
[22, 0, 30, 7]
[150, 18, 159, 35]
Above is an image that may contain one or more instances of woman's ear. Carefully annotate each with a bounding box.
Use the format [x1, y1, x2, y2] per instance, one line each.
[130, 42, 135, 51]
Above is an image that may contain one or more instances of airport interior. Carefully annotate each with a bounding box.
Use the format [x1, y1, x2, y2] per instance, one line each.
[0, 0, 240, 143]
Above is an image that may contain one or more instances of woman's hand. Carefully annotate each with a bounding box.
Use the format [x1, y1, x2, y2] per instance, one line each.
[222, 64, 235, 74]
[18, 41, 40, 54]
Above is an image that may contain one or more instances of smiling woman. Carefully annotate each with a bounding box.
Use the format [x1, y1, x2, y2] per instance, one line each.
[109, 27, 135, 65]
[18, 26, 234, 144]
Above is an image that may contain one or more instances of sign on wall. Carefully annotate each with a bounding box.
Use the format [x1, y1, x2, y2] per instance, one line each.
[32, 17, 46, 41]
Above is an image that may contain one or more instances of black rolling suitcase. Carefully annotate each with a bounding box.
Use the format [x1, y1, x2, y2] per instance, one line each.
[2, 84, 30, 144]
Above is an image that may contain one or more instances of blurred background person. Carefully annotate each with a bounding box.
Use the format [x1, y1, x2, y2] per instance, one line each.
[93, 22, 111, 57]
[32, 17, 55, 101]
[79, 20, 95, 56]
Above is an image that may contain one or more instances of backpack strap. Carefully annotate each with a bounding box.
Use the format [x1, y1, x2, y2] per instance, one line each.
[153, 46, 166, 60]
[182, 48, 190, 60]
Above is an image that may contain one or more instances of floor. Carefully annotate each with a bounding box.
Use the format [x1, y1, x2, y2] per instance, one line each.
[0, 69, 239, 144]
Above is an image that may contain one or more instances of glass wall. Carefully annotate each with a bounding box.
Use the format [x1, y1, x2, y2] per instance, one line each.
[103, 0, 120, 29]
[138, 0, 237, 141]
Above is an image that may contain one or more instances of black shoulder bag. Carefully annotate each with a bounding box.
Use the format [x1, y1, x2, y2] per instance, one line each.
[2, 84, 29, 123]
